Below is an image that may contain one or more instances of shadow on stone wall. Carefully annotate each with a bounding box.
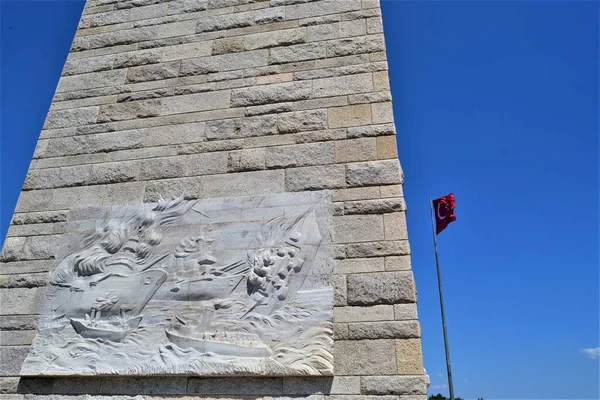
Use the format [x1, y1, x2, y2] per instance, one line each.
[17, 376, 335, 396]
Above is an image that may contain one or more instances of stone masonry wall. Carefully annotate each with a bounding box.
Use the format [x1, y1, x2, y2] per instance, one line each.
[0, 0, 428, 398]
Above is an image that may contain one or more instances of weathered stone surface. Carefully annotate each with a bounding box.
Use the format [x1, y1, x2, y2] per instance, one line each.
[347, 123, 395, 138]
[346, 320, 420, 340]
[384, 212, 408, 240]
[278, 110, 328, 133]
[245, 28, 305, 50]
[281, 376, 361, 395]
[396, 339, 425, 375]
[0, 315, 39, 331]
[347, 271, 416, 305]
[56, 70, 127, 93]
[334, 257, 384, 274]
[161, 41, 213, 62]
[97, 100, 161, 122]
[43, 107, 99, 130]
[361, 376, 429, 395]
[314, 73, 373, 98]
[377, 135, 399, 159]
[334, 305, 392, 323]
[126, 61, 180, 83]
[335, 138, 377, 163]
[202, 169, 284, 198]
[269, 42, 327, 64]
[143, 177, 201, 202]
[0, 287, 44, 315]
[232, 81, 311, 106]
[180, 56, 221, 75]
[0, 329, 37, 345]
[372, 102, 394, 124]
[344, 198, 405, 215]
[334, 340, 396, 375]
[333, 215, 383, 244]
[385, 255, 412, 271]
[63, 55, 114, 76]
[90, 160, 140, 184]
[394, 303, 418, 321]
[227, 148, 265, 171]
[285, 0, 361, 20]
[114, 49, 161, 68]
[332, 275, 347, 306]
[0, 376, 19, 394]
[0, 346, 29, 376]
[346, 160, 403, 187]
[328, 105, 372, 128]
[266, 142, 334, 168]
[285, 165, 345, 191]
[139, 156, 186, 180]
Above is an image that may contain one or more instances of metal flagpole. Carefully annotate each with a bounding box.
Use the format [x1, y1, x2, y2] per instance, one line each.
[429, 197, 455, 400]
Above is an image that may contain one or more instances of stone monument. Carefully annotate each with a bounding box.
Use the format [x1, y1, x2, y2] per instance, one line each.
[1, 0, 429, 397]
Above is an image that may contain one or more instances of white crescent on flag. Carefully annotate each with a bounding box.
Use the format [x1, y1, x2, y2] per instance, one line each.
[437, 202, 447, 220]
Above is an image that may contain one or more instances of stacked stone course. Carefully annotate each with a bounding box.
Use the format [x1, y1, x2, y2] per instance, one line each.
[0, 0, 428, 398]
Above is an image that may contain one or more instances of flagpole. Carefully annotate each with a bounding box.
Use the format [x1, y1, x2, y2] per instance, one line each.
[429, 197, 455, 400]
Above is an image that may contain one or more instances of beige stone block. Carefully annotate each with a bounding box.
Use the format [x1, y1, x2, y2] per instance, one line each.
[334, 304, 393, 323]
[202, 169, 284, 198]
[334, 257, 384, 274]
[332, 187, 380, 202]
[384, 212, 408, 240]
[161, 41, 214, 62]
[256, 73, 293, 85]
[334, 339, 396, 375]
[372, 102, 394, 124]
[328, 105, 372, 128]
[394, 303, 419, 321]
[212, 37, 245, 55]
[335, 138, 377, 163]
[380, 184, 403, 198]
[377, 135, 398, 159]
[396, 338, 425, 375]
[373, 70, 390, 91]
[333, 214, 384, 244]
[385, 255, 412, 271]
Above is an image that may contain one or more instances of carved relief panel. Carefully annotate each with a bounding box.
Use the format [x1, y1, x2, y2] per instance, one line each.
[21, 192, 334, 376]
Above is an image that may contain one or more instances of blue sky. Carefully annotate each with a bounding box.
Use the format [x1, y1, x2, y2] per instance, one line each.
[1, 1, 598, 399]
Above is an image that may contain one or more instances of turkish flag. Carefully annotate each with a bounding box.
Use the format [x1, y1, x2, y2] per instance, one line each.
[433, 193, 456, 234]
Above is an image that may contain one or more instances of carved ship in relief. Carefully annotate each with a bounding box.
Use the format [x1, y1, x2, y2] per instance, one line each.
[69, 316, 142, 342]
[165, 324, 272, 358]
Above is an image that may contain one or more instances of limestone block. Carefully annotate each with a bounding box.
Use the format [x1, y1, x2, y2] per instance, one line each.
[326, 36, 385, 57]
[0, 315, 39, 331]
[0, 287, 44, 315]
[328, 105, 372, 128]
[212, 37, 245, 55]
[79, 3, 168, 28]
[0, 237, 26, 262]
[254, 7, 285, 24]
[11, 211, 69, 226]
[396, 339, 424, 375]
[43, 107, 99, 130]
[333, 275, 347, 306]
[219, 49, 270, 71]
[99, 377, 188, 395]
[63, 54, 115, 76]
[245, 28, 305, 50]
[256, 73, 294, 85]
[346, 321, 420, 340]
[161, 41, 214, 62]
[101, 181, 146, 205]
[335, 138, 377, 163]
[385, 255, 412, 271]
[2, 273, 47, 289]
[139, 156, 186, 180]
[347, 271, 416, 305]
[160, 91, 231, 115]
[56, 69, 127, 93]
[167, 0, 208, 15]
[332, 187, 380, 202]
[269, 42, 327, 64]
[373, 70, 390, 91]
[334, 257, 384, 274]
[126, 61, 180, 83]
[0, 346, 29, 376]
[0, 260, 54, 275]
[278, 110, 327, 133]
[20, 235, 62, 260]
[285, 165, 345, 191]
[285, 0, 361, 20]
[196, 11, 254, 33]
[231, 81, 312, 106]
[333, 305, 392, 323]
[281, 376, 361, 395]
[228, 148, 266, 171]
[185, 151, 229, 176]
[97, 99, 161, 122]
[394, 303, 419, 321]
[313, 73, 373, 98]
[0, 330, 37, 346]
[114, 49, 161, 68]
[0, 377, 19, 394]
[44, 130, 143, 158]
[202, 169, 284, 197]
[344, 198, 405, 215]
[361, 376, 429, 395]
[346, 160, 403, 187]
[143, 177, 202, 202]
[266, 142, 334, 168]
[348, 91, 392, 105]
[187, 377, 283, 395]
[380, 184, 403, 198]
[372, 102, 394, 124]
[333, 339, 396, 375]
[246, 102, 294, 116]
[367, 16, 384, 34]
[156, 19, 197, 39]
[384, 212, 408, 240]
[333, 215, 383, 244]
[180, 56, 221, 75]
[347, 123, 395, 138]
[90, 160, 140, 184]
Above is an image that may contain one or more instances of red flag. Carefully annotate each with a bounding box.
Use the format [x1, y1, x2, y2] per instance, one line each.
[433, 193, 456, 234]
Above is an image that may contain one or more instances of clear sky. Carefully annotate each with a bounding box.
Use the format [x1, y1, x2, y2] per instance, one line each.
[0, 1, 598, 399]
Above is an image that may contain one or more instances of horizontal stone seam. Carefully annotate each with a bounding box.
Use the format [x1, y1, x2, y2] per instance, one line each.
[53, 61, 386, 103]
[22, 157, 403, 190]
